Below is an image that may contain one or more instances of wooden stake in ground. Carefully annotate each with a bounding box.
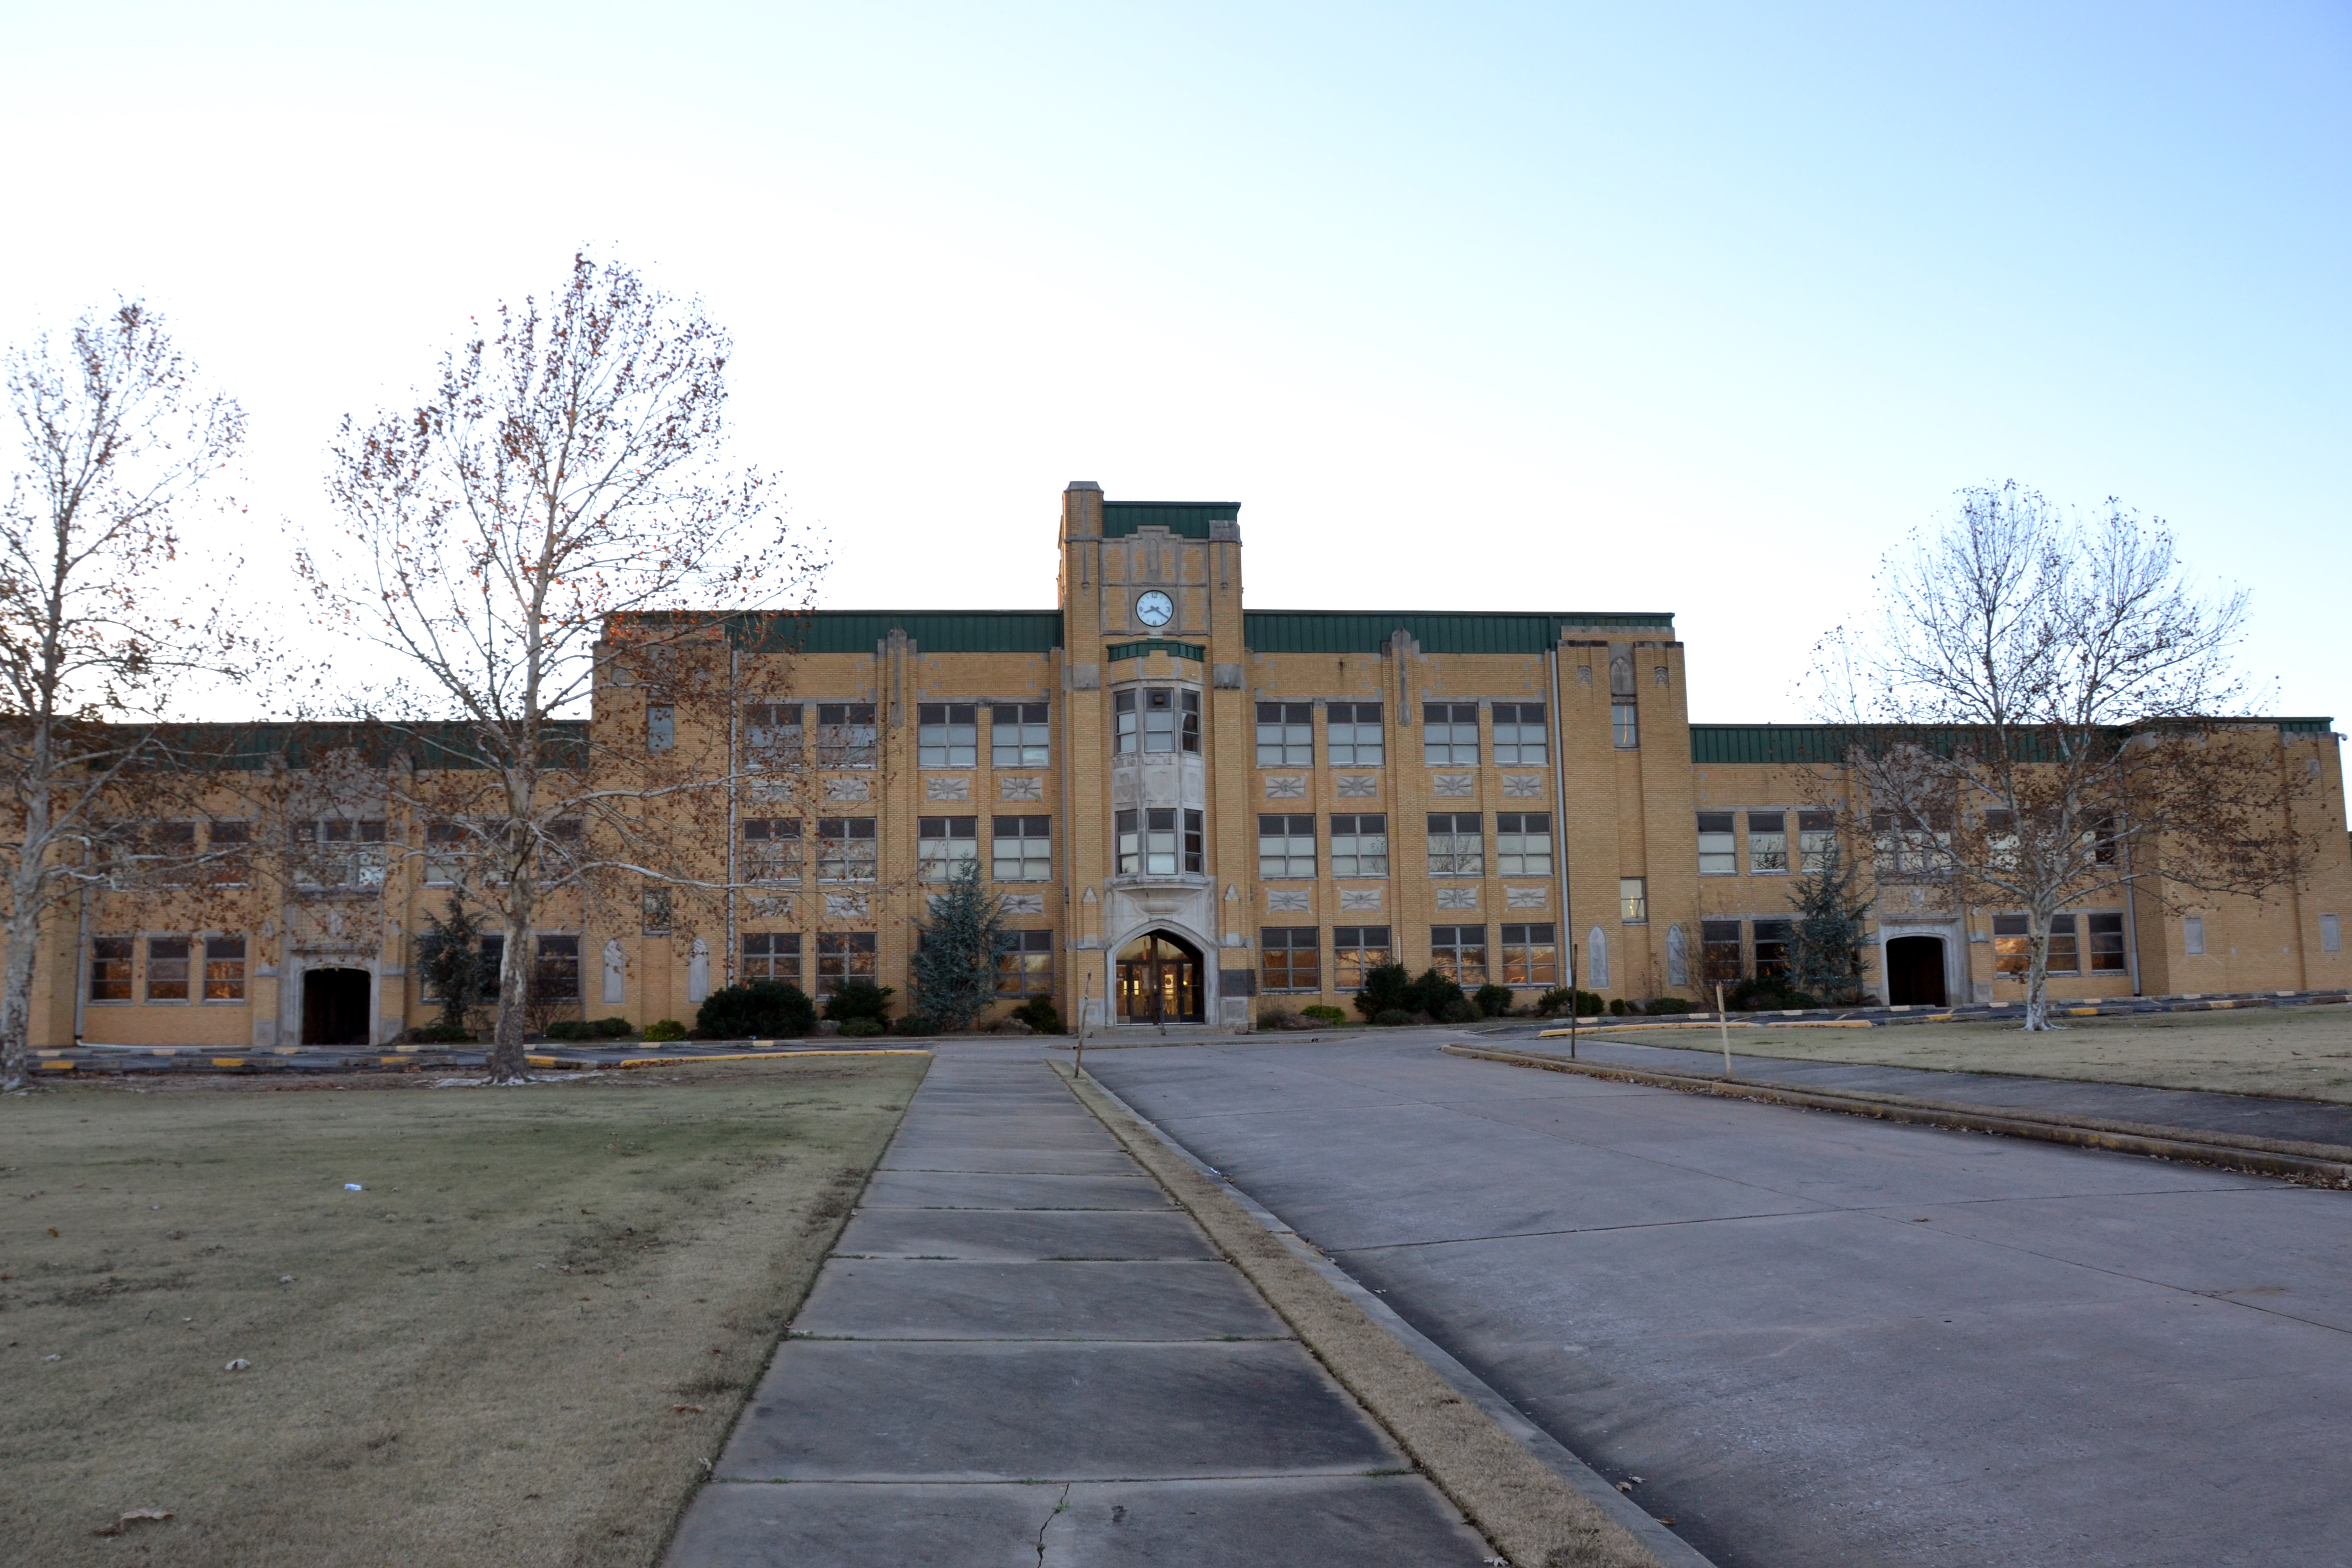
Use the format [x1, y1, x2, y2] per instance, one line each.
[1717, 981, 1732, 1076]
[1076, 972, 1092, 1077]
[1567, 941, 1579, 1060]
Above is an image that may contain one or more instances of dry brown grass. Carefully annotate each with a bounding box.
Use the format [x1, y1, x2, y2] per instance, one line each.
[0, 1056, 925, 1567]
[1587, 1005, 2352, 1103]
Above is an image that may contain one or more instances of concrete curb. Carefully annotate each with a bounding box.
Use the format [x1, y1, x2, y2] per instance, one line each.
[1053, 1060, 1711, 1568]
[1443, 1043, 2352, 1189]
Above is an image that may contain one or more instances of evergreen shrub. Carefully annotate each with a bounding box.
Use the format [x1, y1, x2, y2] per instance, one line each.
[1439, 996, 1479, 1024]
[1010, 998, 1064, 1034]
[1408, 968, 1465, 1020]
[1473, 983, 1514, 1018]
[406, 1022, 475, 1044]
[839, 1017, 885, 1038]
[1645, 995, 1694, 1014]
[1353, 963, 1414, 1020]
[642, 1018, 688, 1041]
[823, 982, 896, 1024]
[697, 982, 817, 1040]
[1371, 1007, 1416, 1027]
[890, 1014, 936, 1036]
[1301, 1004, 1346, 1026]
[1535, 986, 1574, 1016]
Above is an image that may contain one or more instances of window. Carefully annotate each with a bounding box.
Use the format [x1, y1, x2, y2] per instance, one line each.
[89, 936, 132, 1000]
[1258, 814, 1316, 879]
[146, 937, 191, 1001]
[204, 936, 246, 1001]
[480, 933, 505, 988]
[1114, 690, 1138, 754]
[544, 817, 584, 874]
[647, 703, 675, 753]
[1612, 702, 1639, 749]
[1330, 814, 1388, 878]
[1261, 927, 1321, 993]
[1423, 703, 1479, 766]
[742, 932, 801, 986]
[1118, 808, 1203, 876]
[1871, 808, 1951, 877]
[1256, 703, 1312, 767]
[991, 702, 1049, 769]
[1427, 813, 1484, 877]
[1500, 923, 1557, 986]
[534, 935, 581, 1000]
[917, 816, 978, 881]
[2324, 914, 2342, 954]
[2046, 914, 2079, 973]
[298, 819, 388, 888]
[1993, 914, 2029, 975]
[1496, 813, 1552, 877]
[992, 816, 1051, 881]
[1701, 919, 1744, 985]
[918, 704, 978, 768]
[994, 929, 1054, 996]
[746, 702, 803, 766]
[1492, 703, 1547, 767]
[815, 932, 876, 996]
[818, 817, 877, 881]
[2092, 815, 2121, 865]
[2184, 916, 2206, 956]
[1798, 810, 1838, 873]
[1327, 702, 1384, 766]
[1697, 813, 1736, 875]
[743, 818, 803, 883]
[816, 703, 877, 769]
[424, 820, 466, 886]
[2089, 912, 2126, 972]
[1753, 919, 1792, 979]
[1334, 926, 1392, 989]
[1430, 925, 1487, 986]
[1128, 687, 1200, 754]
[1620, 877, 1647, 923]
[207, 819, 252, 885]
[1748, 812, 1788, 875]
[1184, 808, 1204, 873]
[641, 888, 673, 935]
[210, 819, 250, 847]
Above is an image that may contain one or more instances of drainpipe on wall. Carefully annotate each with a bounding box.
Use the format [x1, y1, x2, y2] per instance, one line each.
[71, 852, 93, 1045]
[1548, 644, 1574, 986]
[725, 646, 739, 991]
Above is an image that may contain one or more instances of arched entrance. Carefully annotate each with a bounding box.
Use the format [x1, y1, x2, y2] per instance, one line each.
[1885, 936, 1948, 1007]
[303, 967, 374, 1046]
[1116, 931, 1205, 1024]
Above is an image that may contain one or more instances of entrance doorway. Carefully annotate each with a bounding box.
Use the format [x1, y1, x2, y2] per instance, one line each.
[1116, 932, 1204, 1024]
[303, 967, 373, 1046]
[1885, 937, 1948, 1007]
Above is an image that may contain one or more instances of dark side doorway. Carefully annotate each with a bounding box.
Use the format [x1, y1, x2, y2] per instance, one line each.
[1884, 936, 1948, 1007]
[303, 967, 373, 1046]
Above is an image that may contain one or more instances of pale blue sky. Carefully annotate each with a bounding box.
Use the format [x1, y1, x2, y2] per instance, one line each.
[3, 3, 2344, 721]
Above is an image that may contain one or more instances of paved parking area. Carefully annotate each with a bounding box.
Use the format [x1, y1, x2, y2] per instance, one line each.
[1088, 1035, 2352, 1568]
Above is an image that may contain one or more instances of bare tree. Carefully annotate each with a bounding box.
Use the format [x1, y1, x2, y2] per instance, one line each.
[0, 303, 253, 1090]
[1815, 482, 2316, 1029]
[305, 254, 817, 1081]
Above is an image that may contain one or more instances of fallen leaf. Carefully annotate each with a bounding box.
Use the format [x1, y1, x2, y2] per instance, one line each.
[121, 1509, 173, 1523]
[673, 1404, 704, 1414]
[46, 1228, 58, 1237]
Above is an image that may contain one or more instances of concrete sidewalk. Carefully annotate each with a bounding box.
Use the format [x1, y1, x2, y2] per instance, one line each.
[664, 1053, 1496, 1565]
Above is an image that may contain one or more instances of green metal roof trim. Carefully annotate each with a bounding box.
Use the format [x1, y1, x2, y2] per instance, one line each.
[728, 610, 1064, 655]
[1100, 501, 1240, 539]
[128, 721, 591, 772]
[2278, 718, 2339, 734]
[1244, 610, 1675, 655]
[1107, 640, 1207, 664]
[1692, 719, 2333, 766]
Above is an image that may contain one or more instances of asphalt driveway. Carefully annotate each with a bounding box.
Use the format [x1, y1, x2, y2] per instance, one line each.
[1083, 1034, 2352, 1568]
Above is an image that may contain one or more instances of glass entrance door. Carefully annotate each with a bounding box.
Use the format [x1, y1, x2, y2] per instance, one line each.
[1115, 932, 1204, 1023]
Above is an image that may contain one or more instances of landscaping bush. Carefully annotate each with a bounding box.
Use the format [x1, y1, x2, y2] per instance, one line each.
[1407, 968, 1465, 1020]
[1534, 986, 1575, 1017]
[1371, 1007, 1416, 1027]
[890, 1014, 937, 1036]
[542, 1019, 595, 1041]
[1256, 1002, 1296, 1031]
[642, 1018, 688, 1041]
[1474, 983, 1515, 1018]
[1353, 963, 1414, 1020]
[1645, 995, 1694, 1014]
[1438, 996, 1479, 1024]
[1608, 996, 1629, 1016]
[839, 1017, 885, 1038]
[823, 981, 896, 1024]
[405, 1021, 476, 1044]
[696, 981, 817, 1040]
[1728, 977, 1821, 1012]
[1300, 1004, 1346, 1026]
[1011, 998, 1064, 1034]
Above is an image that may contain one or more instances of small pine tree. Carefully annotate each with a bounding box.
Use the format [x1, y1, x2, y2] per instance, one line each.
[414, 896, 493, 1035]
[1788, 836, 1873, 1004]
[911, 860, 1006, 1032]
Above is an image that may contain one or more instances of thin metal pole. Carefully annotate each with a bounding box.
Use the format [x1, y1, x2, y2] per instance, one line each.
[1567, 940, 1579, 1060]
[1077, 972, 1092, 1078]
[1716, 981, 1732, 1076]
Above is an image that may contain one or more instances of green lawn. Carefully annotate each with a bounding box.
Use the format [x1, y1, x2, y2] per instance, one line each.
[0, 1055, 924, 1567]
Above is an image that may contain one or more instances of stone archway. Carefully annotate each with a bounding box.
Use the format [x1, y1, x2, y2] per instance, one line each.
[1115, 930, 1206, 1024]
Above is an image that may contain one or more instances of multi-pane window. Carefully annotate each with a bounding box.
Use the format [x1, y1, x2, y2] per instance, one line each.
[1798, 810, 1838, 872]
[1256, 703, 1313, 767]
[815, 932, 876, 997]
[1612, 702, 1639, 749]
[146, 937, 191, 1001]
[1117, 808, 1204, 876]
[994, 930, 1054, 996]
[1333, 926, 1392, 989]
[642, 888, 674, 935]
[298, 819, 388, 887]
[1330, 814, 1388, 878]
[1260, 927, 1321, 993]
[1496, 813, 1552, 877]
[1492, 703, 1548, 766]
[89, 936, 132, 1000]
[742, 932, 801, 986]
[1993, 914, 2029, 974]
[1431, 924, 1488, 986]
[535, 935, 581, 1000]
[207, 819, 251, 884]
[917, 816, 979, 880]
[647, 703, 675, 753]
[1701, 919, 1744, 985]
[1748, 811, 1788, 874]
[991, 702, 1050, 768]
[1753, 919, 1793, 979]
[2047, 914, 2080, 973]
[1327, 702, 1384, 766]
[1116, 688, 1202, 754]
[1114, 690, 1138, 753]
[1500, 923, 1557, 986]
[2088, 912, 2127, 971]
[544, 817, 584, 874]
[1423, 703, 1479, 766]
[424, 820, 467, 886]
[1427, 813, 1484, 877]
[992, 816, 1051, 881]
[1697, 813, 1736, 875]
[205, 937, 247, 1000]
[918, 704, 979, 768]
[1994, 913, 2086, 973]
[816, 703, 877, 768]
[2092, 815, 2121, 866]
[1871, 809, 1951, 877]
[746, 703, 804, 767]
[1620, 877, 1648, 923]
[818, 817, 878, 881]
[1258, 814, 1316, 879]
[743, 818, 803, 883]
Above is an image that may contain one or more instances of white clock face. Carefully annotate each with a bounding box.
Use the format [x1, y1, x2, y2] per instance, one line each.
[1134, 590, 1175, 628]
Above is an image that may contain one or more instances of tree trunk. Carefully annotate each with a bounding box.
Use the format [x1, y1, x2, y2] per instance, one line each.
[0, 887, 43, 1092]
[488, 882, 535, 1083]
[2022, 908, 2052, 1032]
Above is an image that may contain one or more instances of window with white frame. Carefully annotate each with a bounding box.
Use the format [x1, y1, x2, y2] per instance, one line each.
[1798, 810, 1838, 872]
[1612, 702, 1639, 749]
[424, 820, 466, 886]
[1427, 813, 1484, 877]
[1258, 814, 1316, 879]
[1492, 703, 1547, 766]
[994, 929, 1054, 996]
[746, 703, 804, 767]
[1330, 814, 1388, 878]
[1620, 877, 1647, 923]
[991, 702, 1049, 768]
[534, 935, 581, 1000]
[816, 932, 876, 996]
[1993, 914, 2030, 974]
[743, 818, 803, 883]
[742, 932, 801, 986]
[818, 817, 877, 881]
[1116, 808, 1203, 876]
[146, 937, 191, 1001]
[1327, 702, 1383, 766]
[1752, 919, 1792, 978]
[1260, 927, 1320, 993]
[1334, 926, 1392, 989]
[1701, 919, 1743, 984]
[2088, 912, 2126, 971]
[647, 703, 675, 753]
[992, 816, 1051, 881]
[89, 936, 132, 1000]
[1496, 813, 1552, 877]
[1500, 923, 1557, 986]
[1697, 812, 1736, 875]
[1422, 703, 1479, 767]
[917, 816, 978, 880]
[297, 819, 388, 888]
[1256, 703, 1312, 767]
[1430, 924, 1487, 986]
[918, 704, 978, 768]
[205, 936, 246, 1000]
[816, 703, 877, 769]
[1748, 811, 1788, 874]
